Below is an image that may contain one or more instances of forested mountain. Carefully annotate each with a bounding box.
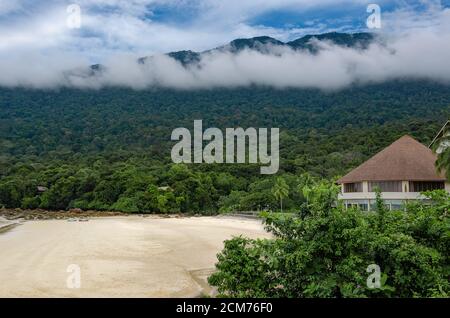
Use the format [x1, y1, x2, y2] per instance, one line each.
[103, 32, 376, 72]
[0, 78, 449, 213]
[167, 32, 376, 60]
[0, 31, 447, 214]
[287, 32, 374, 50]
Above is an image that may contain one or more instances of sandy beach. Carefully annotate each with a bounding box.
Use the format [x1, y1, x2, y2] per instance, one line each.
[0, 216, 270, 298]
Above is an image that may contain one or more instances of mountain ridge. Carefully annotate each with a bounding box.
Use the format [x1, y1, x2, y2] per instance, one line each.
[89, 32, 376, 73]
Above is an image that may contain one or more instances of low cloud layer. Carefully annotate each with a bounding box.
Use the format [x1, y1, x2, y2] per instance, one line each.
[0, 1, 449, 90]
[1, 28, 450, 90]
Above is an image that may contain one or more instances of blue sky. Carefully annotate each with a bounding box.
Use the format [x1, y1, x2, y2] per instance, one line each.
[0, 0, 449, 61]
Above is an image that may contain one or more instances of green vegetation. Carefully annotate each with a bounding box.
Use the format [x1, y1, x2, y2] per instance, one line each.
[435, 124, 450, 180]
[272, 177, 289, 212]
[0, 80, 449, 212]
[208, 185, 450, 298]
[0, 79, 449, 298]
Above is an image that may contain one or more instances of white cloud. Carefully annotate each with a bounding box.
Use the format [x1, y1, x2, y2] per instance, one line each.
[0, 0, 377, 57]
[0, 1, 449, 89]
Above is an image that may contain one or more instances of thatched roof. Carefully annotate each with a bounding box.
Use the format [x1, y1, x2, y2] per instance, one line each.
[337, 135, 446, 184]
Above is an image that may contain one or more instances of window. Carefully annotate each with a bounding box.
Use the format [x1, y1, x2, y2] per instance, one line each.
[345, 202, 368, 211]
[387, 200, 405, 211]
[344, 182, 363, 193]
[358, 203, 369, 211]
[370, 202, 390, 211]
[391, 204, 404, 211]
[369, 181, 402, 192]
[409, 181, 445, 192]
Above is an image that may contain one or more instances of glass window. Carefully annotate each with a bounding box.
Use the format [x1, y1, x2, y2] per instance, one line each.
[344, 182, 363, 193]
[391, 204, 404, 211]
[369, 201, 391, 211]
[369, 181, 402, 192]
[385, 200, 405, 211]
[409, 181, 445, 192]
[358, 203, 369, 211]
[345, 200, 369, 211]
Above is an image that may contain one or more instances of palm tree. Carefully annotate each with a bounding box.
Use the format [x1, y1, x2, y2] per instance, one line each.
[432, 123, 450, 180]
[436, 148, 450, 180]
[272, 177, 289, 212]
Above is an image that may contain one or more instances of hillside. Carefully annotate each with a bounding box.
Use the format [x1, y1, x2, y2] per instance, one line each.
[0, 33, 449, 213]
[0, 78, 449, 213]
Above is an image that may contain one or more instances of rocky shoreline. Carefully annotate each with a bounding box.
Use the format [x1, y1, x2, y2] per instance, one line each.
[0, 208, 190, 221]
[0, 218, 18, 232]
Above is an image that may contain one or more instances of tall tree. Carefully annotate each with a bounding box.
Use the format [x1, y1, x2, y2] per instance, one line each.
[272, 177, 289, 212]
[433, 123, 450, 180]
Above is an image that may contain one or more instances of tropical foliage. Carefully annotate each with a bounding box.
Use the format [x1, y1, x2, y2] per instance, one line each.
[208, 185, 450, 298]
[434, 123, 450, 179]
[271, 177, 289, 212]
[0, 80, 449, 298]
[0, 81, 449, 213]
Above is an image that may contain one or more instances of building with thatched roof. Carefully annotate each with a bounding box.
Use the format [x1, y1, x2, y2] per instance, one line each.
[337, 135, 449, 211]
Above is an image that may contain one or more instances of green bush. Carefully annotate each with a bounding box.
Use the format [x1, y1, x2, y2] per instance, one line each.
[21, 196, 41, 209]
[208, 187, 450, 298]
[111, 197, 139, 213]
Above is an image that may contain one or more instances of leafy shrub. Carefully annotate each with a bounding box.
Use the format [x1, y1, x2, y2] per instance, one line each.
[208, 187, 450, 298]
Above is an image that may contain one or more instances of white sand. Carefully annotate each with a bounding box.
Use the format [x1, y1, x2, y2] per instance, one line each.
[0, 216, 270, 298]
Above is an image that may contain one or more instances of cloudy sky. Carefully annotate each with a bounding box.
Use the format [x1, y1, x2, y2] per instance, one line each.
[0, 0, 449, 88]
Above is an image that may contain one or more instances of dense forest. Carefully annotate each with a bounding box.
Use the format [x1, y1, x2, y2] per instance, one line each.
[0, 80, 449, 213]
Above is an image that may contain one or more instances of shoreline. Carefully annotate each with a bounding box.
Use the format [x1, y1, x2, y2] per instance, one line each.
[0, 222, 21, 234]
[0, 216, 22, 234]
[0, 208, 212, 221]
[0, 215, 270, 297]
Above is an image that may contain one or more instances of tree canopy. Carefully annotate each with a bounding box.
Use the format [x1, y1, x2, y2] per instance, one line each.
[208, 185, 450, 298]
[1, 81, 448, 213]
